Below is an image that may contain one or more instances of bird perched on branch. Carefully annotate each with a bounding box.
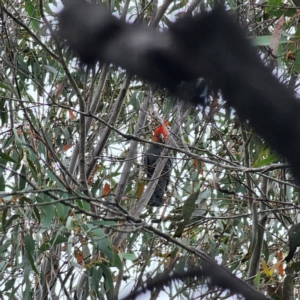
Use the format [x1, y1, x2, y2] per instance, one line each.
[144, 122, 172, 207]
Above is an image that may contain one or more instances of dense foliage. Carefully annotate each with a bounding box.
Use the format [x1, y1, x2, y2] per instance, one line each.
[1, 0, 300, 299]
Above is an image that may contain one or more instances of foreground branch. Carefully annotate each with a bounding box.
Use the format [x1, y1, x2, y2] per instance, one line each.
[57, 1, 300, 182]
[122, 261, 269, 300]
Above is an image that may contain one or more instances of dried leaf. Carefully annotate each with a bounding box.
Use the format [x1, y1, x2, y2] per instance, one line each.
[270, 260, 282, 274]
[182, 190, 200, 221]
[69, 109, 76, 120]
[194, 159, 204, 176]
[55, 82, 64, 99]
[278, 250, 284, 275]
[269, 15, 284, 59]
[104, 182, 111, 197]
[63, 144, 71, 151]
[261, 258, 273, 277]
[286, 50, 296, 61]
[87, 176, 93, 185]
[136, 181, 146, 199]
[76, 250, 84, 266]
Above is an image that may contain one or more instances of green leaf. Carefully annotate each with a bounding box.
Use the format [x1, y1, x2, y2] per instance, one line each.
[129, 91, 140, 110]
[3, 279, 15, 292]
[0, 175, 4, 191]
[82, 244, 90, 264]
[251, 35, 288, 46]
[265, 0, 283, 16]
[97, 239, 114, 262]
[66, 216, 73, 230]
[284, 8, 297, 17]
[25, 234, 38, 274]
[253, 272, 261, 288]
[82, 224, 114, 261]
[38, 242, 51, 253]
[82, 200, 90, 211]
[268, 0, 282, 7]
[0, 157, 7, 177]
[46, 169, 63, 187]
[39, 235, 68, 252]
[182, 190, 200, 221]
[174, 221, 186, 238]
[25, 234, 34, 256]
[114, 252, 123, 270]
[1, 208, 7, 232]
[56, 202, 70, 220]
[209, 238, 218, 257]
[52, 235, 68, 246]
[40, 205, 53, 233]
[90, 266, 103, 295]
[2, 214, 19, 233]
[33, 206, 41, 223]
[0, 261, 8, 273]
[0, 82, 12, 91]
[293, 52, 300, 74]
[87, 225, 106, 238]
[0, 151, 17, 163]
[27, 157, 38, 182]
[122, 252, 137, 261]
[44, 65, 63, 77]
[252, 153, 280, 167]
[0, 100, 8, 126]
[93, 220, 117, 227]
[100, 264, 114, 298]
[19, 164, 27, 190]
[292, 0, 300, 6]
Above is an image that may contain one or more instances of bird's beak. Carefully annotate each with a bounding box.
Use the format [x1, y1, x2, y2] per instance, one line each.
[159, 133, 165, 142]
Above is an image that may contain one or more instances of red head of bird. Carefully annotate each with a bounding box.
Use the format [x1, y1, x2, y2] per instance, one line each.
[153, 121, 169, 143]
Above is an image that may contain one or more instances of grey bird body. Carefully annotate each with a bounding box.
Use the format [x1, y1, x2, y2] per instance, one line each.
[144, 143, 172, 206]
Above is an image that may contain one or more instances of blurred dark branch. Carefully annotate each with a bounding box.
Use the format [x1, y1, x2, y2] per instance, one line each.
[57, 1, 300, 182]
[1, 2, 58, 60]
[54, 1, 300, 298]
[123, 222, 270, 300]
